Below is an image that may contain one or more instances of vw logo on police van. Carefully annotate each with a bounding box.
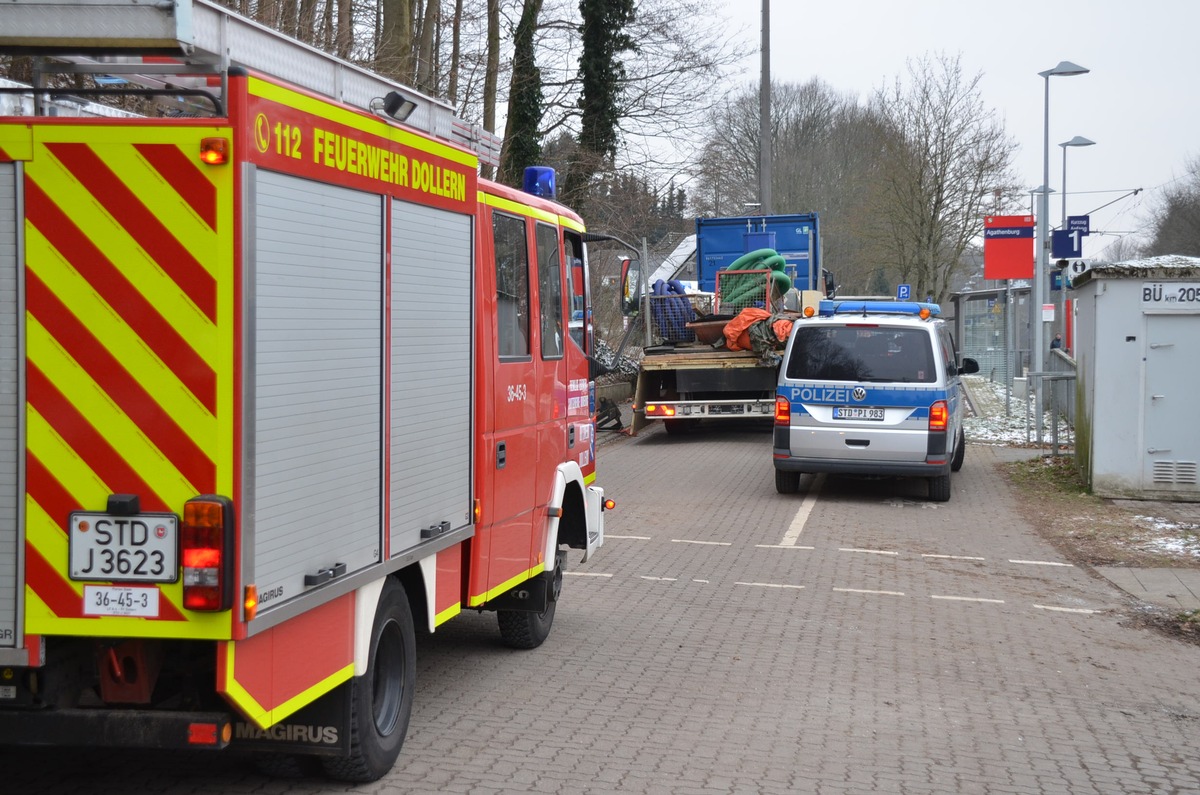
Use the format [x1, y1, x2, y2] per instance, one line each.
[852, 387, 867, 402]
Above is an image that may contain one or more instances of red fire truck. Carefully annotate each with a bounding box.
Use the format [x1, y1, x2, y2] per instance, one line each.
[0, 0, 607, 781]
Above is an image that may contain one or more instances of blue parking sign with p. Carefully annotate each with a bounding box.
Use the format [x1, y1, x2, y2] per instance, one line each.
[897, 284, 911, 300]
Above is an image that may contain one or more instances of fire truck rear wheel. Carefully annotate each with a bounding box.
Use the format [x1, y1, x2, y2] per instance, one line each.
[323, 578, 415, 782]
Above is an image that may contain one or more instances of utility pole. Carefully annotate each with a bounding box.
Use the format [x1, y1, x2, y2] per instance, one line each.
[758, 0, 771, 215]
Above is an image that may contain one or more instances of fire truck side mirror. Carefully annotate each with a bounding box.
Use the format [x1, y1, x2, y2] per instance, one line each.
[620, 257, 640, 316]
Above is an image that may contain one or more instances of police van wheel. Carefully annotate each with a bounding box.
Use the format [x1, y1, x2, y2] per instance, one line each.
[950, 428, 966, 472]
[928, 474, 952, 502]
[323, 578, 415, 783]
[775, 469, 801, 494]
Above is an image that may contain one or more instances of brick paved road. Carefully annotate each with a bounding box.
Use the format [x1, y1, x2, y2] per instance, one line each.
[8, 423, 1200, 793]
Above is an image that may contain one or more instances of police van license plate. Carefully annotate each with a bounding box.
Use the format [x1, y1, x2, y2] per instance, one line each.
[832, 406, 884, 421]
[68, 512, 179, 583]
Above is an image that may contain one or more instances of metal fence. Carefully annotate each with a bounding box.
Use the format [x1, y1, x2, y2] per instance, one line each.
[959, 291, 1017, 383]
[955, 288, 1076, 451]
[642, 292, 714, 345]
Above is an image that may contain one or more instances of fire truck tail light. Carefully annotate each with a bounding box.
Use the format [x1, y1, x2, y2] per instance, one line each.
[199, 137, 228, 165]
[187, 721, 232, 746]
[929, 400, 948, 432]
[775, 395, 791, 425]
[182, 496, 234, 612]
[188, 722, 219, 745]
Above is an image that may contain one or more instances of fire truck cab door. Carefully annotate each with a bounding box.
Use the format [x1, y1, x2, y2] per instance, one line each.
[486, 210, 538, 581]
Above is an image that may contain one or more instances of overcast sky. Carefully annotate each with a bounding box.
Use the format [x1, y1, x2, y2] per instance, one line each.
[718, 0, 1197, 256]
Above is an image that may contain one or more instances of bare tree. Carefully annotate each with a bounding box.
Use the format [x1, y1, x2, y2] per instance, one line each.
[414, 0, 440, 91]
[691, 79, 897, 293]
[377, 0, 415, 81]
[1145, 156, 1200, 257]
[870, 53, 1019, 304]
[448, 0, 464, 103]
[1095, 234, 1146, 262]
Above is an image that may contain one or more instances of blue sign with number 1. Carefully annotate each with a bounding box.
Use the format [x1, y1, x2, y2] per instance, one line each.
[1051, 229, 1082, 258]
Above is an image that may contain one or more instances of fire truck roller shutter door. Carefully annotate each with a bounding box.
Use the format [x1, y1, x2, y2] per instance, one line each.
[250, 170, 383, 605]
[389, 201, 473, 556]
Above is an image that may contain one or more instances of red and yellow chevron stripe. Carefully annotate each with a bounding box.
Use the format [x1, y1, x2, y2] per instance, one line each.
[10, 123, 237, 639]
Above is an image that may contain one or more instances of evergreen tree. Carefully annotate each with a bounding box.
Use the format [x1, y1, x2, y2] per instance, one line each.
[563, 0, 637, 207]
[498, 0, 544, 186]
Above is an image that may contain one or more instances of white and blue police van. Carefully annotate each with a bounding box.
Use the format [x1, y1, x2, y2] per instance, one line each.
[773, 301, 979, 502]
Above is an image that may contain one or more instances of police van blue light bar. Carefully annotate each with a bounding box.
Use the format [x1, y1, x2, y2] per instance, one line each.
[523, 166, 556, 199]
[818, 300, 941, 318]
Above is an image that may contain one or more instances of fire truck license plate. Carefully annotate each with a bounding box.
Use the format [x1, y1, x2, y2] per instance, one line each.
[68, 512, 179, 583]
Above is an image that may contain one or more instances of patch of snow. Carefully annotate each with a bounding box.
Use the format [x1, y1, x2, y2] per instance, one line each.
[1126, 515, 1200, 558]
[963, 376, 1073, 447]
[1109, 255, 1200, 270]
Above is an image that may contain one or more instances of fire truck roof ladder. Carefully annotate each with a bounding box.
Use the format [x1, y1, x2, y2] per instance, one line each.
[0, 0, 501, 167]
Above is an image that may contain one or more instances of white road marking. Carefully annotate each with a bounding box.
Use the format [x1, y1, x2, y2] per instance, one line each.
[735, 582, 806, 590]
[780, 473, 825, 545]
[756, 544, 816, 550]
[1009, 559, 1073, 567]
[671, 539, 732, 546]
[922, 554, 986, 561]
[1034, 604, 1097, 614]
[693, 579, 710, 584]
[640, 576, 677, 582]
[607, 535, 651, 540]
[931, 595, 1005, 604]
[565, 571, 613, 578]
[833, 587, 905, 596]
[839, 548, 899, 556]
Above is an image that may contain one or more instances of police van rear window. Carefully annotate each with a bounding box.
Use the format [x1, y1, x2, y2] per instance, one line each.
[786, 327, 936, 383]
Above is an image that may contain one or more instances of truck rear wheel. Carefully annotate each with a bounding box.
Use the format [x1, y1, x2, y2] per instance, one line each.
[663, 418, 699, 435]
[323, 578, 415, 783]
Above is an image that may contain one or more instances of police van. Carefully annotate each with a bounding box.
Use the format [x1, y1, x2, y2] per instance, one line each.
[773, 301, 979, 502]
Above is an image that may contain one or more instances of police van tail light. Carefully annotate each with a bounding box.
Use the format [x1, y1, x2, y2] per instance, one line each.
[182, 495, 235, 611]
[775, 395, 791, 425]
[929, 400, 948, 432]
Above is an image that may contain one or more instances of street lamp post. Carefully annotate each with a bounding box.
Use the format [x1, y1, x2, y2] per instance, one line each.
[1060, 136, 1096, 228]
[1034, 61, 1088, 438]
[1058, 135, 1095, 352]
[1027, 185, 1053, 371]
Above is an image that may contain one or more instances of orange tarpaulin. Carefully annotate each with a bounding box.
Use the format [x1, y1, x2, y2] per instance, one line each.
[723, 308, 794, 352]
